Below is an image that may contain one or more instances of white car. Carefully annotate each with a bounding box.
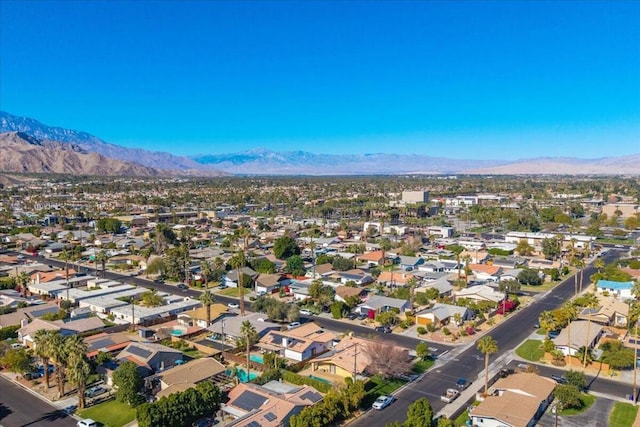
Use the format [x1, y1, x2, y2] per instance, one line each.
[227, 302, 240, 309]
[299, 309, 313, 316]
[77, 419, 98, 427]
[372, 395, 394, 410]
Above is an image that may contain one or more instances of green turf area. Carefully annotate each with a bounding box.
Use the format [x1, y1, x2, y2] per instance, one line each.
[360, 375, 407, 408]
[78, 398, 137, 427]
[609, 402, 639, 427]
[558, 393, 596, 416]
[515, 339, 544, 361]
[412, 358, 435, 374]
[217, 287, 241, 297]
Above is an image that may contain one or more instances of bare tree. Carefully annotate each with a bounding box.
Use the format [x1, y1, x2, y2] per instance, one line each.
[364, 340, 411, 379]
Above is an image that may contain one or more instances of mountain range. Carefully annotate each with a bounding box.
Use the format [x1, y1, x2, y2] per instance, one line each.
[1, 111, 638, 176]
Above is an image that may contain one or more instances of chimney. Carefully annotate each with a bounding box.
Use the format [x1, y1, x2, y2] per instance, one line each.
[21, 318, 29, 328]
[282, 337, 288, 348]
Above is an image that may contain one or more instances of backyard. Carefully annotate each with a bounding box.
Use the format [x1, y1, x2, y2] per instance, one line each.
[78, 399, 137, 427]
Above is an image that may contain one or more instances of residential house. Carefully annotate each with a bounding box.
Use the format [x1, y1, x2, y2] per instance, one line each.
[553, 320, 604, 356]
[467, 264, 502, 282]
[117, 342, 184, 373]
[454, 285, 505, 303]
[335, 286, 366, 305]
[527, 258, 561, 270]
[376, 270, 415, 287]
[499, 268, 523, 282]
[417, 277, 454, 298]
[0, 301, 59, 328]
[224, 267, 259, 288]
[310, 335, 374, 381]
[461, 249, 490, 264]
[338, 269, 373, 285]
[257, 322, 336, 362]
[415, 303, 472, 327]
[17, 316, 106, 348]
[255, 274, 290, 295]
[577, 296, 628, 327]
[85, 332, 133, 358]
[596, 280, 634, 299]
[357, 251, 385, 267]
[305, 263, 334, 279]
[177, 303, 229, 328]
[154, 357, 226, 398]
[470, 372, 556, 427]
[418, 261, 447, 273]
[356, 296, 410, 317]
[398, 256, 424, 271]
[223, 381, 323, 427]
[207, 313, 281, 342]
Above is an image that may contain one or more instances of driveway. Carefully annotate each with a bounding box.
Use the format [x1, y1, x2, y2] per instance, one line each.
[539, 397, 614, 427]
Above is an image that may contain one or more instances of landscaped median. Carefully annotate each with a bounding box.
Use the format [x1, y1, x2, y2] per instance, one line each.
[78, 398, 137, 427]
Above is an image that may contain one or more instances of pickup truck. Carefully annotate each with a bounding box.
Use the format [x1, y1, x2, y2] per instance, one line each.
[440, 388, 460, 403]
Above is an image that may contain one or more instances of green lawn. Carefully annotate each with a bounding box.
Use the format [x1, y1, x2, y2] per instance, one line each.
[454, 401, 480, 426]
[559, 393, 596, 416]
[515, 339, 544, 361]
[78, 399, 137, 427]
[521, 281, 559, 292]
[360, 375, 407, 408]
[217, 287, 240, 297]
[609, 402, 639, 427]
[412, 358, 435, 374]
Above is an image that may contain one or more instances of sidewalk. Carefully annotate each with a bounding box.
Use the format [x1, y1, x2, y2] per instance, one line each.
[0, 372, 79, 413]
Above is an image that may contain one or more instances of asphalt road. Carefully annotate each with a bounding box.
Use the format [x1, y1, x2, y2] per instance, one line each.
[351, 250, 624, 426]
[0, 376, 76, 427]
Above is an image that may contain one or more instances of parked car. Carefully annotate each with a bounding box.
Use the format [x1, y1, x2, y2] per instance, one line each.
[256, 290, 267, 297]
[299, 309, 313, 316]
[374, 325, 392, 334]
[287, 322, 301, 330]
[357, 313, 368, 320]
[551, 375, 568, 384]
[85, 385, 107, 398]
[548, 330, 560, 339]
[440, 388, 460, 403]
[218, 284, 228, 290]
[456, 378, 470, 390]
[77, 419, 98, 427]
[346, 312, 358, 320]
[372, 395, 394, 410]
[192, 418, 213, 427]
[227, 302, 239, 309]
[176, 283, 189, 291]
[62, 405, 77, 415]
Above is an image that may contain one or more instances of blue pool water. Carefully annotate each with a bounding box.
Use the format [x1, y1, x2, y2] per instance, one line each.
[308, 375, 331, 384]
[226, 368, 258, 383]
[249, 354, 264, 364]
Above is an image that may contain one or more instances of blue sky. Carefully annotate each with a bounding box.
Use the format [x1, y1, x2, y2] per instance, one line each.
[1, 1, 638, 159]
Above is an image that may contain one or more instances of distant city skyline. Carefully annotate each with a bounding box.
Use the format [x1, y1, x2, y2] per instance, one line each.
[1, 1, 638, 160]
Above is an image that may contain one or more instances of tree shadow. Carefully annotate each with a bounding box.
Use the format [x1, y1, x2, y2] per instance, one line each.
[20, 409, 70, 426]
[0, 402, 13, 421]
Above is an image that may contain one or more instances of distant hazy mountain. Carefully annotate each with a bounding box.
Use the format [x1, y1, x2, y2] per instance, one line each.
[469, 155, 640, 175]
[192, 149, 507, 175]
[0, 111, 226, 175]
[0, 132, 162, 176]
[2, 111, 638, 176]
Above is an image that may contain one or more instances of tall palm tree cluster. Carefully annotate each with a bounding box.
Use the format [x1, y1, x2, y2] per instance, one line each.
[33, 329, 91, 409]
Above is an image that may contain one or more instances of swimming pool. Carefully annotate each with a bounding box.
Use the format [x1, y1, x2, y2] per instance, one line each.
[308, 375, 331, 384]
[249, 354, 264, 364]
[226, 368, 258, 383]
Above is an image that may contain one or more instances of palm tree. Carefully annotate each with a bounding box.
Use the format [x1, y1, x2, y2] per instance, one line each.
[581, 293, 600, 370]
[240, 320, 257, 381]
[33, 329, 53, 389]
[477, 335, 499, 394]
[538, 311, 557, 340]
[16, 271, 30, 297]
[407, 277, 418, 315]
[200, 260, 212, 289]
[65, 336, 89, 409]
[200, 289, 215, 326]
[47, 331, 67, 397]
[562, 301, 578, 367]
[140, 247, 153, 277]
[229, 250, 246, 316]
[94, 250, 109, 279]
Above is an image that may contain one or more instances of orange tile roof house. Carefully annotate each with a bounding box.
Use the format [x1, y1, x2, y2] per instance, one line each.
[470, 373, 556, 427]
[154, 357, 226, 399]
[224, 381, 323, 427]
[357, 250, 385, 266]
[258, 322, 336, 362]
